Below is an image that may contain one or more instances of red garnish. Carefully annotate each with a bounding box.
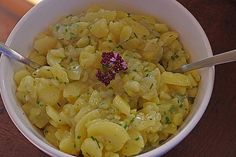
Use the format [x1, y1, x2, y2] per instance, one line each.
[96, 69, 116, 86]
[96, 52, 128, 86]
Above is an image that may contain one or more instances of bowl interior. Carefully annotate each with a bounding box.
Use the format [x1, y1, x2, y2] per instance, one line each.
[0, 0, 214, 156]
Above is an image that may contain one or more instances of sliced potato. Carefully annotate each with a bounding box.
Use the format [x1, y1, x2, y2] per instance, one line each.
[113, 95, 130, 116]
[161, 72, 191, 86]
[87, 120, 130, 152]
[81, 138, 103, 157]
[34, 36, 57, 54]
[121, 130, 144, 156]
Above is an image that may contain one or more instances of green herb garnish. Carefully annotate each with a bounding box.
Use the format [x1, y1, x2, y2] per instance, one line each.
[91, 136, 100, 148]
[123, 123, 128, 129]
[135, 137, 140, 141]
[37, 101, 44, 107]
[57, 102, 61, 107]
[171, 53, 179, 60]
[55, 25, 60, 31]
[188, 96, 195, 104]
[165, 116, 171, 124]
[177, 95, 185, 107]
[117, 45, 124, 49]
[130, 117, 135, 124]
[70, 32, 77, 40]
[149, 83, 154, 89]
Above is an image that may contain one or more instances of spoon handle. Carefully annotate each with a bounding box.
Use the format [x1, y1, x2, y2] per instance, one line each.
[0, 43, 40, 69]
[174, 49, 236, 73]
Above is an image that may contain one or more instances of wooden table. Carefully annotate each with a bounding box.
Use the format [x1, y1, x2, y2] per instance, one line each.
[0, 0, 236, 156]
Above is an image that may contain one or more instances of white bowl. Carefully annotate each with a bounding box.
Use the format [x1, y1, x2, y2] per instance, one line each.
[0, 0, 214, 156]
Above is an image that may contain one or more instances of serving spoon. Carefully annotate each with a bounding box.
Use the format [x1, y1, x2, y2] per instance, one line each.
[0, 42, 41, 69]
[0, 42, 236, 73]
[172, 49, 236, 73]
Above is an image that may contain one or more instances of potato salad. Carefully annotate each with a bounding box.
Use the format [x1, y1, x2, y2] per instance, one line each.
[14, 6, 200, 157]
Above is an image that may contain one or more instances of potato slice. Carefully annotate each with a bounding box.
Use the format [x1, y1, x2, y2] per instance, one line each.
[112, 95, 130, 116]
[46, 48, 65, 66]
[34, 36, 57, 54]
[120, 26, 132, 42]
[90, 19, 109, 38]
[161, 72, 191, 86]
[81, 138, 103, 157]
[38, 86, 61, 106]
[121, 130, 144, 156]
[74, 109, 102, 151]
[14, 69, 31, 85]
[87, 120, 130, 152]
[59, 135, 77, 155]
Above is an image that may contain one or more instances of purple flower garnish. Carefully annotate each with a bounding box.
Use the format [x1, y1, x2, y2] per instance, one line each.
[96, 52, 128, 86]
[101, 52, 128, 72]
[96, 69, 116, 86]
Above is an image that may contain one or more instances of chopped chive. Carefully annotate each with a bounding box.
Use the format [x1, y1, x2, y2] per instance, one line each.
[188, 96, 195, 104]
[117, 45, 123, 49]
[171, 53, 179, 60]
[91, 136, 100, 148]
[57, 103, 61, 107]
[177, 95, 185, 107]
[70, 32, 78, 40]
[149, 83, 154, 89]
[135, 137, 140, 141]
[88, 36, 91, 45]
[118, 123, 122, 126]
[44, 130, 48, 134]
[37, 101, 44, 107]
[91, 136, 96, 141]
[77, 135, 81, 139]
[130, 117, 135, 124]
[134, 32, 138, 38]
[55, 25, 60, 31]
[165, 117, 171, 124]
[144, 69, 149, 72]
[124, 123, 128, 129]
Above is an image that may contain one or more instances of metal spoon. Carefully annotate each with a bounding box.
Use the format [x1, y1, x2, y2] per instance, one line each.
[1, 42, 236, 73]
[172, 49, 236, 73]
[0, 42, 41, 69]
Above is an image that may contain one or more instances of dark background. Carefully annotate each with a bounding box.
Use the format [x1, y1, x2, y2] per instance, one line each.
[0, 0, 236, 156]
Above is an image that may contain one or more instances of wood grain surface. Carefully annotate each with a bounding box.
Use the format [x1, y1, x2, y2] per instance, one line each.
[0, 0, 236, 157]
